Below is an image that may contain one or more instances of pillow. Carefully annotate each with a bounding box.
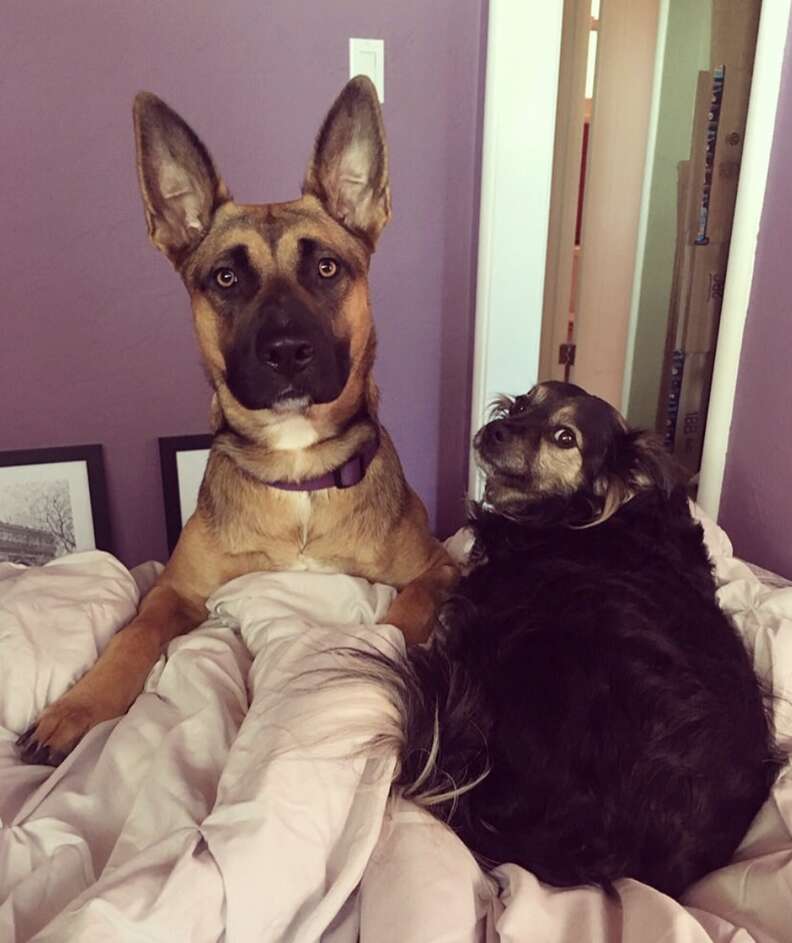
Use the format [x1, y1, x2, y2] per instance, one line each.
[0, 551, 139, 735]
[689, 501, 734, 562]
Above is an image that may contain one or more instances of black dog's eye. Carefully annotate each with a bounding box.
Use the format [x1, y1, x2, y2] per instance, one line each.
[511, 397, 528, 415]
[318, 258, 338, 279]
[553, 426, 577, 449]
[214, 268, 238, 289]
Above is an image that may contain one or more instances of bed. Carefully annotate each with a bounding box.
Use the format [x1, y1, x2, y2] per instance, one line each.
[1, 507, 790, 942]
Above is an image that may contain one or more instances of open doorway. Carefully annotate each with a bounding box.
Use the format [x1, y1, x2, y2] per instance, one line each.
[540, 0, 761, 484]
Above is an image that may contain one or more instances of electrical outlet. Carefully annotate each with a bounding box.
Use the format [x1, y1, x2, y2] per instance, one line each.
[349, 38, 384, 103]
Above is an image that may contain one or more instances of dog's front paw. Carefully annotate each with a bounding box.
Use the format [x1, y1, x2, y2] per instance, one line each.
[16, 696, 108, 766]
[385, 591, 435, 646]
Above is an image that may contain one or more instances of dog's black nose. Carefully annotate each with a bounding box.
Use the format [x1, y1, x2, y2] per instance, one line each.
[258, 335, 315, 377]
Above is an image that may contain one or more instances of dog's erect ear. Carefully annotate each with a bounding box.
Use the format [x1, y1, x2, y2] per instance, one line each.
[133, 92, 230, 265]
[303, 76, 391, 247]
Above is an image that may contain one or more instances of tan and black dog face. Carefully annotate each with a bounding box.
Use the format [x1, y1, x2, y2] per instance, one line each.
[133, 77, 390, 441]
[474, 381, 675, 522]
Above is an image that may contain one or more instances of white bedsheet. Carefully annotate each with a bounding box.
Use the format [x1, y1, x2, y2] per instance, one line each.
[0, 512, 790, 942]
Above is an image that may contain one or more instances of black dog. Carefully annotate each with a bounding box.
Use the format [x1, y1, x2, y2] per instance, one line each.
[369, 381, 779, 898]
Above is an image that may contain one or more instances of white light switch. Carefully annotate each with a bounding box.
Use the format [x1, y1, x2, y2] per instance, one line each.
[349, 38, 384, 103]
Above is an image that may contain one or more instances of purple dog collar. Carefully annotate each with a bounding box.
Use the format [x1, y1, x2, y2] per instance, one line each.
[267, 436, 379, 492]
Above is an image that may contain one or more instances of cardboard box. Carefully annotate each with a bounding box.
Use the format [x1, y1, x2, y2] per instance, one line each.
[711, 0, 760, 73]
[707, 67, 752, 244]
[673, 350, 717, 474]
[656, 5, 758, 467]
[681, 241, 730, 353]
[680, 72, 713, 243]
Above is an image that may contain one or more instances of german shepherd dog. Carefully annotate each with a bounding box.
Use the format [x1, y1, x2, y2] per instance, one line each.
[355, 382, 779, 897]
[17, 77, 456, 766]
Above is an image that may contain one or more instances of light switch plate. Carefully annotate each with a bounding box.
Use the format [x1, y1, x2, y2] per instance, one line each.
[349, 38, 384, 103]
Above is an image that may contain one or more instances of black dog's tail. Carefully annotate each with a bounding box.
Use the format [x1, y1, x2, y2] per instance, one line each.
[329, 609, 633, 888]
[338, 601, 492, 823]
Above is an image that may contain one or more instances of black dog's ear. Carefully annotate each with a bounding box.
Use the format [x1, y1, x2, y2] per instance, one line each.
[303, 76, 391, 248]
[582, 431, 679, 528]
[133, 92, 231, 265]
[624, 431, 680, 496]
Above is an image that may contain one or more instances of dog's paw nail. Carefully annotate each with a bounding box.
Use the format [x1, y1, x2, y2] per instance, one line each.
[45, 749, 66, 767]
[16, 725, 36, 747]
[31, 744, 54, 766]
[20, 740, 42, 763]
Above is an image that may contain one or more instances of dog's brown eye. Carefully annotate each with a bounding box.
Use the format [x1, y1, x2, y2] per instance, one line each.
[318, 258, 338, 279]
[214, 268, 238, 289]
[553, 427, 577, 449]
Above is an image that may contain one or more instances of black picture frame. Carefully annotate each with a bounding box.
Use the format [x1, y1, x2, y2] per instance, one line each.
[158, 434, 213, 553]
[0, 444, 112, 565]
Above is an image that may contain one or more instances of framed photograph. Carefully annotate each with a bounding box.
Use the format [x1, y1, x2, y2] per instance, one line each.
[0, 445, 112, 565]
[158, 435, 212, 553]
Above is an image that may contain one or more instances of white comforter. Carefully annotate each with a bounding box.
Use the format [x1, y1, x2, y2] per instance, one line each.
[0, 513, 790, 942]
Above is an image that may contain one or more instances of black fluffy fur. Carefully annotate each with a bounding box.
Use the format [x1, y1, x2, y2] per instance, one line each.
[386, 384, 780, 899]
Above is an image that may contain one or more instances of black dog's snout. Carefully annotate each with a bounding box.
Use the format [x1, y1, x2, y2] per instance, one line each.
[489, 422, 511, 444]
[481, 419, 515, 448]
[257, 333, 315, 377]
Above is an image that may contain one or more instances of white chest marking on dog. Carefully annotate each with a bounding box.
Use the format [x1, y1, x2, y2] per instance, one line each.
[268, 415, 319, 451]
[278, 491, 334, 572]
[275, 492, 337, 573]
[277, 490, 322, 558]
[289, 555, 337, 574]
[280, 491, 312, 539]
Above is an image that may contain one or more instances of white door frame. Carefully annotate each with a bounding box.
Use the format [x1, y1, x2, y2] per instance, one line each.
[471, 0, 791, 520]
[467, 0, 564, 497]
[697, 0, 791, 516]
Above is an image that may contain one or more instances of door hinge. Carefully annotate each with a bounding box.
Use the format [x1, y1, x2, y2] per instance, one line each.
[558, 343, 576, 366]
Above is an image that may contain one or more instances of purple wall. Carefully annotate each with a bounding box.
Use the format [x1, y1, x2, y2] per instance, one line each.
[0, 1, 486, 566]
[719, 17, 792, 577]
